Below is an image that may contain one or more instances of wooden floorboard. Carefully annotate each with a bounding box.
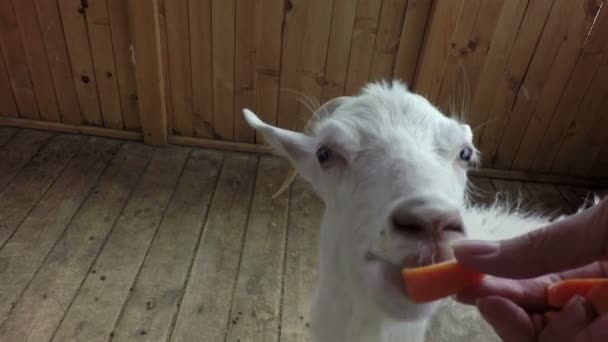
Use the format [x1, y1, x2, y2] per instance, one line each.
[225, 156, 291, 342]
[51, 146, 190, 342]
[112, 149, 223, 341]
[0, 137, 120, 324]
[0, 134, 84, 248]
[0, 143, 153, 342]
[0, 129, 54, 191]
[280, 179, 323, 342]
[0, 133, 606, 342]
[0, 127, 18, 147]
[170, 153, 258, 342]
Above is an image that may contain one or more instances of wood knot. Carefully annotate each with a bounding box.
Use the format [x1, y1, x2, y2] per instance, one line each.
[81, 75, 90, 83]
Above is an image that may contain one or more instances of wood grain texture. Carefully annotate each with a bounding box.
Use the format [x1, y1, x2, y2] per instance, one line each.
[0, 134, 83, 248]
[12, 0, 61, 122]
[468, 176, 497, 207]
[112, 150, 223, 341]
[0, 49, 19, 117]
[343, 0, 383, 95]
[189, 0, 214, 138]
[413, 0, 464, 101]
[467, 0, 529, 140]
[476, 0, 554, 165]
[491, 179, 535, 212]
[233, 0, 258, 143]
[85, 0, 124, 129]
[33, 0, 82, 125]
[165, 0, 193, 137]
[0, 127, 17, 148]
[531, 4, 608, 172]
[0, 143, 152, 342]
[524, 182, 570, 217]
[51, 146, 189, 342]
[211, 0, 236, 140]
[254, 0, 283, 143]
[170, 153, 258, 342]
[57, 0, 103, 126]
[279, 0, 335, 131]
[320, 0, 358, 102]
[0, 0, 40, 119]
[510, 0, 598, 171]
[0, 129, 53, 190]
[393, 0, 432, 85]
[280, 179, 323, 342]
[108, 0, 140, 130]
[130, 0, 167, 145]
[225, 156, 290, 342]
[493, 0, 591, 169]
[0, 138, 119, 323]
[157, 0, 173, 135]
[368, 0, 408, 82]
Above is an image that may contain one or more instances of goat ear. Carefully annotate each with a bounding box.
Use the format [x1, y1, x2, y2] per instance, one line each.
[242, 109, 315, 164]
[461, 124, 473, 141]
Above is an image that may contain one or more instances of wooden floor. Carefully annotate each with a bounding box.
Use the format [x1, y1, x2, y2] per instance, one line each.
[0, 128, 605, 342]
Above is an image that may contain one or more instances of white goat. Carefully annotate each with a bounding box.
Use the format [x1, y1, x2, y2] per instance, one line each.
[242, 81, 569, 341]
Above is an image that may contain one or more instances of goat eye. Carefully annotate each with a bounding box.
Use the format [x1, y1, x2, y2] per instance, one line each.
[459, 147, 473, 162]
[316, 146, 332, 165]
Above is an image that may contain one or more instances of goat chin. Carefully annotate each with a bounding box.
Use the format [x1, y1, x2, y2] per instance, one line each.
[311, 198, 593, 342]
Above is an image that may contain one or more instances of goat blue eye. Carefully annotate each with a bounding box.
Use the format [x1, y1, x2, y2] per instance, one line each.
[460, 147, 473, 162]
[316, 147, 332, 164]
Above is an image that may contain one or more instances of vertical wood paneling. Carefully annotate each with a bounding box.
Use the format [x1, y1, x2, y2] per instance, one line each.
[211, 0, 236, 140]
[278, 0, 334, 131]
[233, 0, 258, 143]
[254, 0, 283, 144]
[393, 0, 433, 85]
[165, 0, 193, 136]
[493, 0, 592, 168]
[12, 0, 61, 122]
[510, 0, 598, 170]
[57, 0, 103, 125]
[343, 0, 383, 96]
[437, 0, 505, 115]
[189, 0, 214, 138]
[533, 4, 608, 172]
[86, 0, 124, 128]
[476, 0, 554, 163]
[467, 0, 529, 134]
[0, 0, 39, 119]
[320, 0, 358, 103]
[0, 51, 18, 117]
[1, 0, 608, 180]
[413, 0, 464, 101]
[551, 54, 608, 175]
[129, 0, 167, 145]
[368, 0, 408, 82]
[34, 0, 81, 125]
[158, 0, 173, 135]
[108, 0, 140, 130]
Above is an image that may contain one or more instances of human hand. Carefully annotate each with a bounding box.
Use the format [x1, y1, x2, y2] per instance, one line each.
[451, 196, 608, 341]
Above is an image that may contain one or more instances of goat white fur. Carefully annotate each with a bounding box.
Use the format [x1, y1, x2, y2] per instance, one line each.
[243, 81, 588, 341]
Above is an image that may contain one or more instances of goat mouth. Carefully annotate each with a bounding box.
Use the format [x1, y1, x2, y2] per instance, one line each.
[365, 249, 454, 269]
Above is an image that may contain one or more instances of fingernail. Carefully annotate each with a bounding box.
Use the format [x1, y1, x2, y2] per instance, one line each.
[451, 240, 499, 256]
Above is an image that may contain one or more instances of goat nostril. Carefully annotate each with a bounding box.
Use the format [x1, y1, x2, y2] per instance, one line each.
[392, 221, 424, 234]
[444, 224, 464, 233]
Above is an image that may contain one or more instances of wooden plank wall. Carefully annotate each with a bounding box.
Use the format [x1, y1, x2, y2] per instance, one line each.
[1, 0, 607, 180]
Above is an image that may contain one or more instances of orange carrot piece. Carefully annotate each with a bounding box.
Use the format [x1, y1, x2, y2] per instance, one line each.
[586, 281, 608, 315]
[401, 260, 485, 303]
[547, 279, 608, 307]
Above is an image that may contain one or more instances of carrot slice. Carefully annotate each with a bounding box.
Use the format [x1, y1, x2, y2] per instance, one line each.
[585, 281, 608, 315]
[401, 260, 485, 303]
[547, 279, 608, 307]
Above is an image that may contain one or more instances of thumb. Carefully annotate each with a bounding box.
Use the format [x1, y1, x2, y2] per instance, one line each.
[453, 197, 608, 278]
